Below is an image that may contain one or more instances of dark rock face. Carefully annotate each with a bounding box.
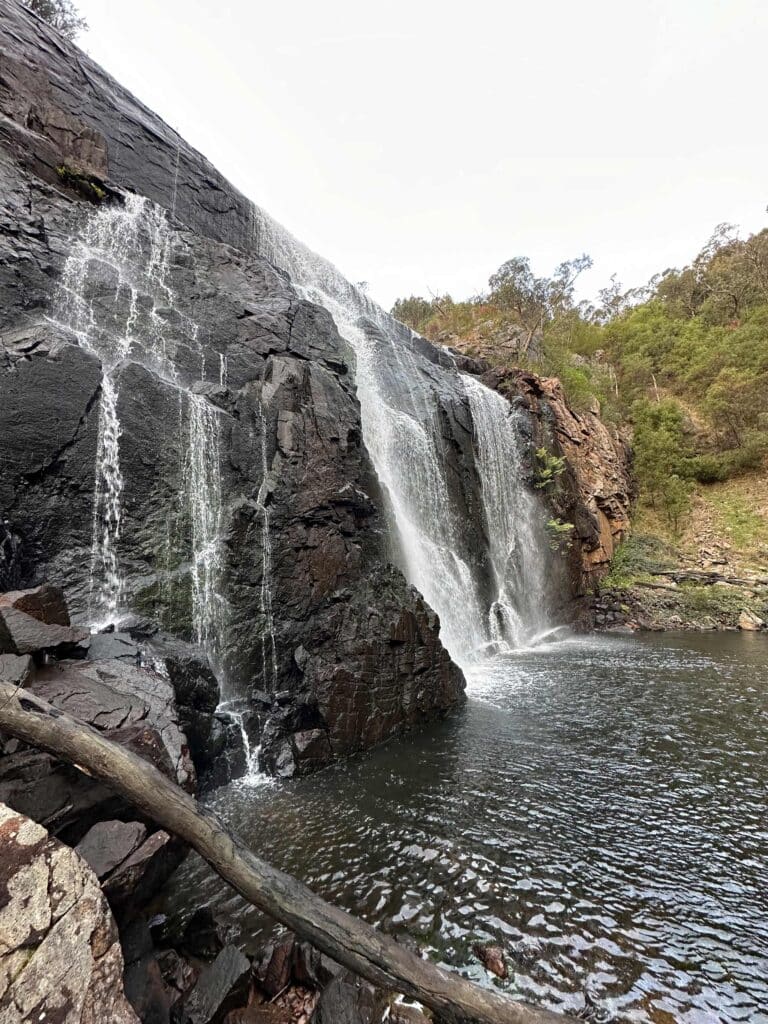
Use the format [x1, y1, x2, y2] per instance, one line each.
[309, 973, 386, 1024]
[75, 819, 148, 878]
[0, 0, 465, 774]
[0, 604, 89, 657]
[0, 657, 195, 839]
[0, 583, 70, 624]
[176, 945, 252, 1024]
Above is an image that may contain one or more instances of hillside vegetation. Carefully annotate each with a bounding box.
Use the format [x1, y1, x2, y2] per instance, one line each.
[392, 226, 768, 585]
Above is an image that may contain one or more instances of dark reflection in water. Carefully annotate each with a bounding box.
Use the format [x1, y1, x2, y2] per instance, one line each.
[163, 632, 768, 1022]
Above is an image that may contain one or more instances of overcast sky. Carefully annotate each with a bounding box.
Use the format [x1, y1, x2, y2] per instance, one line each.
[73, 0, 766, 310]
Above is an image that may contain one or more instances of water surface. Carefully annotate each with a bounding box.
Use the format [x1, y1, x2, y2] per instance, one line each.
[164, 632, 768, 1022]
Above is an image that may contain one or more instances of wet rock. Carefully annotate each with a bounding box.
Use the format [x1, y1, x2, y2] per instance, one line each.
[0, 802, 139, 1023]
[309, 973, 386, 1024]
[88, 630, 141, 661]
[75, 819, 148, 878]
[0, 653, 32, 686]
[479, 367, 634, 594]
[472, 942, 509, 980]
[0, 659, 194, 840]
[0, 605, 89, 658]
[0, 583, 70, 625]
[0, 0, 465, 779]
[103, 829, 185, 912]
[176, 944, 252, 1024]
[158, 949, 199, 1007]
[148, 638, 221, 780]
[121, 916, 175, 1024]
[254, 934, 295, 997]
[179, 907, 236, 961]
[390, 1004, 431, 1024]
[291, 942, 343, 990]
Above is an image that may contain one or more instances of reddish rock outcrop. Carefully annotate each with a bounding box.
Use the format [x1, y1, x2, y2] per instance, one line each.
[478, 367, 634, 595]
[0, 802, 139, 1023]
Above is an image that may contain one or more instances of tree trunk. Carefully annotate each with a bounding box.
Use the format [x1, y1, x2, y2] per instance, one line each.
[0, 681, 567, 1024]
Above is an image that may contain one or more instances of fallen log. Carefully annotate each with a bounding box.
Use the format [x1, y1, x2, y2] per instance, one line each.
[0, 680, 566, 1024]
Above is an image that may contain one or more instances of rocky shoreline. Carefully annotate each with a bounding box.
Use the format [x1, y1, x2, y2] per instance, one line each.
[0, 582, 497, 1024]
[592, 569, 768, 633]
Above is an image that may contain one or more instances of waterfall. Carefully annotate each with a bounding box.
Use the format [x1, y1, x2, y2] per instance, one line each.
[187, 392, 225, 661]
[256, 406, 278, 686]
[50, 194, 269, 780]
[461, 374, 552, 649]
[248, 207, 559, 668]
[51, 194, 166, 626]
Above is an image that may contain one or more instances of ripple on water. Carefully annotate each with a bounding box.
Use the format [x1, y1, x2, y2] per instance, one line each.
[163, 632, 768, 1022]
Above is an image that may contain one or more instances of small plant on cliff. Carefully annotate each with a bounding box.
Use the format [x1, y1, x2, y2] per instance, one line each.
[533, 447, 567, 490]
[24, 0, 87, 39]
[56, 165, 107, 203]
[545, 518, 574, 552]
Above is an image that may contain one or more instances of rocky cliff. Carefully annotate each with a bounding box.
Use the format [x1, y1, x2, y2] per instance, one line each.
[452, 355, 634, 603]
[0, 0, 464, 773]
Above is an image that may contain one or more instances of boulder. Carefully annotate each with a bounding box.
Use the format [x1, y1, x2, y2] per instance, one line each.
[102, 830, 185, 911]
[121, 916, 175, 1024]
[75, 819, 148, 878]
[291, 942, 343, 990]
[0, 605, 89, 658]
[309, 974, 386, 1024]
[158, 949, 199, 1007]
[87, 630, 141, 662]
[0, 583, 70, 625]
[176, 944, 252, 1024]
[0, 659, 195, 841]
[178, 907, 236, 961]
[254, 935, 294, 998]
[0, 802, 139, 1023]
[390, 1005, 431, 1024]
[0, 653, 32, 686]
[739, 609, 764, 631]
[147, 639, 221, 780]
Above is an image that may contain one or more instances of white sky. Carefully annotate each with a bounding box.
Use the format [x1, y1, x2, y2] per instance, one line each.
[74, 0, 767, 310]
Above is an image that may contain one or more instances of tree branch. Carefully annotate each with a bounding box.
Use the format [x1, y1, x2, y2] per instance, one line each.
[0, 681, 567, 1024]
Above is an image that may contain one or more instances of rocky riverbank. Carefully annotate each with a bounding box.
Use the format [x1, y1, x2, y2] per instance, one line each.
[593, 570, 768, 633]
[0, 582, 445, 1023]
[0, 799, 436, 1024]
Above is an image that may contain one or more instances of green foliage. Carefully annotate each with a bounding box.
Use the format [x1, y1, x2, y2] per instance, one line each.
[533, 447, 567, 490]
[391, 295, 435, 331]
[24, 0, 86, 38]
[56, 165, 107, 203]
[660, 474, 693, 537]
[545, 518, 574, 551]
[708, 492, 768, 550]
[603, 533, 677, 588]
[391, 222, 768, 510]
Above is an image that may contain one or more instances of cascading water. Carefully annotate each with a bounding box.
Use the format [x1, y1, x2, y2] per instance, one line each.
[187, 392, 225, 661]
[248, 208, 559, 669]
[461, 374, 552, 649]
[50, 194, 268, 780]
[256, 406, 278, 687]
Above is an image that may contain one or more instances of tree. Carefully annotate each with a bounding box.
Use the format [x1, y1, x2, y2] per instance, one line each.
[487, 254, 592, 354]
[24, 0, 87, 39]
[391, 295, 435, 332]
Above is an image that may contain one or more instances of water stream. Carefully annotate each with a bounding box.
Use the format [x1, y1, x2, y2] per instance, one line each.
[50, 195, 266, 779]
[163, 631, 768, 1023]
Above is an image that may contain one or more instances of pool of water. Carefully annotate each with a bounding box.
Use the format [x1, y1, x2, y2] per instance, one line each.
[163, 632, 768, 1022]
